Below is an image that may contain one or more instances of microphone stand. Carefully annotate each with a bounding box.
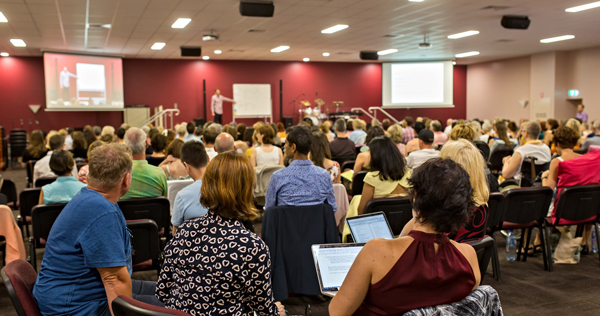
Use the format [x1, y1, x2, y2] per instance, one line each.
[290, 92, 305, 124]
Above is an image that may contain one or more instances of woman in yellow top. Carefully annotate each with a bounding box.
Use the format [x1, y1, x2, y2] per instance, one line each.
[343, 136, 412, 242]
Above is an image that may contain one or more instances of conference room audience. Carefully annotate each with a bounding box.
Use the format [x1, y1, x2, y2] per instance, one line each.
[265, 126, 336, 210]
[449, 124, 477, 142]
[21, 130, 48, 168]
[250, 124, 284, 167]
[83, 129, 97, 150]
[349, 119, 368, 146]
[354, 126, 386, 173]
[329, 119, 356, 159]
[406, 129, 439, 170]
[276, 122, 287, 142]
[77, 140, 104, 184]
[122, 127, 168, 199]
[215, 132, 236, 153]
[116, 127, 126, 144]
[582, 120, 600, 151]
[331, 158, 480, 316]
[183, 122, 197, 142]
[502, 121, 551, 180]
[39, 149, 86, 205]
[310, 131, 341, 183]
[146, 134, 167, 166]
[507, 121, 519, 140]
[237, 123, 247, 140]
[159, 139, 189, 180]
[69, 131, 88, 160]
[431, 120, 448, 147]
[223, 124, 238, 140]
[92, 125, 101, 139]
[387, 124, 406, 157]
[403, 116, 416, 144]
[346, 119, 354, 137]
[203, 129, 219, 160]
[444, 118, 453, 135]
[176, 124, 186, 141]
[34, 143, 162, 316]
[490, 120, 518, 152]
[33, 134, 78, 183]
[157, 151, 286, 316]
[480, 121, 493, 144]
[405, 121, 425, 154]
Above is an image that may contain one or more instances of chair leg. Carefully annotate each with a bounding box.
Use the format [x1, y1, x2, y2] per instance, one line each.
[595, 223, 600, 267]
[29, 237, 37, 272]
[492, 240, 501, 281]
[539, 226, 548, 271]
[523, 228, 532, 263]
[544, 225, 553, 272]
[517, 229, 526, 262]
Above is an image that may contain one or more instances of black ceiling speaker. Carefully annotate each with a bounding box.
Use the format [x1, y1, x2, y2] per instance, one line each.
[501, 15, 530, 30]
[240, 1, 275, 17]
[359, 51, 379, 61]
[180, 47, 202, 57]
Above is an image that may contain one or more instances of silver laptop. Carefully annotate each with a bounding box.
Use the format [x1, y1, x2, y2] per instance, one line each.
[311, 243, 365, 297]
[346, 212, 394, 243]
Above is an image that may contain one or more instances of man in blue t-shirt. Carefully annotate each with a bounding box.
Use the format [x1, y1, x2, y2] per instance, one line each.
[33, 143, 163, 316]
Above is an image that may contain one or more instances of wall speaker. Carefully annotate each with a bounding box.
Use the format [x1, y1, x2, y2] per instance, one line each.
[282, 117, 294, 128]
[501, 15, 530, 30]
[359, 51, 378, 61]
[180, 47, 202, 57]
[240, 1, 275, 17]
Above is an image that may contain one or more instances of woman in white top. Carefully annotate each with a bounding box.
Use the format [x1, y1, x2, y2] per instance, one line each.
[250, 124, 284, 167]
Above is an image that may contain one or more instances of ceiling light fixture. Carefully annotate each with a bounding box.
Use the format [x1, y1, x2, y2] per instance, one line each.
[321, 24, 348, 34]
[0, 52, 9, 57]
[202, 56, 210, 60]
[455, 51, 480, 58]
[448, 30, 480, 39]
[214, 50, 222, 54]
[540, 35, 575, 43]
[172, 18, 191, 29]
[377, 49, 398, 55]
[10, 39, 26, 47]
[151, 42, 166, 50]
[566, 1, 600, 12]
[271, 46, 290, 53]
[409, 0, 424, 2]
[0, 12, 8, 22]
[322, 52, 330, 57]
[303, 58, 310, 62]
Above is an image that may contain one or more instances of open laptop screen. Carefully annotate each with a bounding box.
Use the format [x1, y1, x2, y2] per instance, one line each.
[346, 212, 394, 243]
[313, 244, 363, 291]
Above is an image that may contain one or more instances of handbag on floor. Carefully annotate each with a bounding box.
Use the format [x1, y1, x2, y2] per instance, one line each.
[553, 226, 582, 264]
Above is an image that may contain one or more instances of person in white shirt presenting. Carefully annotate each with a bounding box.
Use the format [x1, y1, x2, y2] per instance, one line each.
[211, 88, 236, 124]
[60, 67, 78, 102]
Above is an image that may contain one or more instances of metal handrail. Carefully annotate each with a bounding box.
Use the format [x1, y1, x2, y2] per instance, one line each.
[368, 107, 399, 124]
[139, 108, 180, 129]
[350, 107, 376, 121]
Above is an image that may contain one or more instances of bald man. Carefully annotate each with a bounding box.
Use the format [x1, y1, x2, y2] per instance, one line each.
[215, 133, 236, 153]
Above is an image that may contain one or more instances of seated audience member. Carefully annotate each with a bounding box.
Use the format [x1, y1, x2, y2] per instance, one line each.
[250, 124, 284, 167]
[444, 118, 453, 135]
[21, 130, 48, 168]
[171, 142, 210, 232]
[480, 121, 493, 144]
[402, 116, 415, 144]
[159, 139, 189, 180]
[330, 158, 480, 316]
[237, 123, 247, 140]
[354, 126, 386, 174]
[507, 121, 519, 140]
[93, 125, 102, 139]
[405, 122, 425, 154]
[265, 126, 336, 210]
[64, 128, 73, 150]
[349, 119, 368, 146]
[468, 121, 482, 141]
[310, 131, 341, 183]
[490, 120, 518, 152]
[183, 122, 197, 142]
[176, 124, 186, 141]
[157, 152, 286, 316]
[502, 122, 551, 180]
[243, 127, 255, 148]
[116, 127, 126, 144]
[381, 118, 391, 131]
[387, 124, 406, 156]
[69, 131, 88, 160]
[449, 124, 477, 142]
[271, 123, 282, 145]
[406, 129, 439, 169]
[276, 122, 287, 142]
[39, 149, 86, 204]
[193, 126, 203, 141]
[223, 125, 238, 140]
[581, 120, 600, 152]
[77, 140, 104, 184]
[329, 119, 356, 159]
[84, 129, 97, 149]
[101, 125, 114, 137]
[345, 119, 355, 137]
[431, 120, 448, 147]
[215, 132, 236, 154]
[100, 134, 116, 143]
[33, 134, 78, 183]
[146, 134, 167, 166]
[202, 130, 219, 160]
[34, 143, 163, 316]
[122, 128, 168, 199]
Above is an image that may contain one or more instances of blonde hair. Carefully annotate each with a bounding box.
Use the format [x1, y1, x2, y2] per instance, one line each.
[353, 119, 366, 130]
[387, 124, 404, 144]
[101, 125, 115, 136]
[439, 139, 489, 207]
[176, 125, 186, 137]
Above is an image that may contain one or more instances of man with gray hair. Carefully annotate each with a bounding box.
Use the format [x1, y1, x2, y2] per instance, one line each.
[329, 119, 356, 159]
[215, 133, 236, 153]
[122, 127, 167, 199]
[502, 121, 551, 180]
[206, 123, 223, 134]
[582, 120, 600, 151]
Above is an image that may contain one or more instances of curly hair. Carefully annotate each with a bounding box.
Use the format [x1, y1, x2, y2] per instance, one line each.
[553, 126, 580, 149]
[450, 124, 476, 141]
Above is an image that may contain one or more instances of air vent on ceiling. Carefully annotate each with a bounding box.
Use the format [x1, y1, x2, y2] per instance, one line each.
[228, 49, 246, 53]
[495, 39, 514, 43]
[383, 34, 397, 38]
[87, 23, 111, 29]
[336, 52, 352, 55]
[247, 29, 266, 33]
[481, 5, 510, 11]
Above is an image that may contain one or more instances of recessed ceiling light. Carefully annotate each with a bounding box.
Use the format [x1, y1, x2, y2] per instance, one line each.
[10, 39, 26, 47]
[448, 30, 480, 39]
[377, 49, 398, 55]
[202, 56, 210, 60]
[303, 58, 310, 62]
[322, 52, 330, 57]
[455, 51, 480, 58]
[0, 12, 7, 22]
[540, 35, 575, 43]
[172, 18, 191, 29]
[271, 46, 290, 53]
[151, 42, 166, 50]
[214, 50, 222, 54]
[566, 1, 600, 12]
[321, 24, 348, 34]
[1, 52, 9, 57]
[409, 0, 424, 2]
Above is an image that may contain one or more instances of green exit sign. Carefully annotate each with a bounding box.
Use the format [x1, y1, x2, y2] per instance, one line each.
[568, 89, 579, 97]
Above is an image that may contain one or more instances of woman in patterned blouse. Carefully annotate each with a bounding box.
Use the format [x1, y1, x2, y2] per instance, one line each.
[156, 151, 286, 316]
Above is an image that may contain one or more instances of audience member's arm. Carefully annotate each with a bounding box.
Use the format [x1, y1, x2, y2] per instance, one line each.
[38, 190, 44, 205]
[264, 175, 278, 210]
[353, 152, 367, 174]
[245, 243, 285, 316]
[160, 174, 168, 196]
[278, 148, 284, 166]
[357, 183, 374, 215]
[501, 152, 521, 179]
[325, 181, 337, 213]
[250, 148, 258, 167]
[97, 266, 132, 316]
[541, 158, 560, 190]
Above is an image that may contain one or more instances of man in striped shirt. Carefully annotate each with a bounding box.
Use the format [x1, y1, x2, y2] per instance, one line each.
[403, 116, 415, 144]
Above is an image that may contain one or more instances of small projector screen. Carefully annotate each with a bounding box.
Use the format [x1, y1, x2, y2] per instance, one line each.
[382, 61, 454, 108]
[43, 53, 124, 110]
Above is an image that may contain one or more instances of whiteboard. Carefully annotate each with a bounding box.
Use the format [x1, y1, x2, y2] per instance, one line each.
[76, 63, 106, 92]
[233, 84, 272, 117]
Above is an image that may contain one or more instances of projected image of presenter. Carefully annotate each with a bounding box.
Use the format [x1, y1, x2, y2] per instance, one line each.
[211, 88, 236, 124]
[59, 66, 78, 102]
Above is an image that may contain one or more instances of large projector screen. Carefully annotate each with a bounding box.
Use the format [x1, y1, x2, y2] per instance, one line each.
[382, 61, 454, 108]
[43, 52, 124, 110]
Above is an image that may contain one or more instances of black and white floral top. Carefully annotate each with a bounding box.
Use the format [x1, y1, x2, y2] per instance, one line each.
[156, 211, 277, 316]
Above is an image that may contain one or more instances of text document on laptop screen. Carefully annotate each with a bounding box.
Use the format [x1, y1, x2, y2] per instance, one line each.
[382, 61, 454, 108]
[348, 214, 393, 243]
[316, 246, 362, 290]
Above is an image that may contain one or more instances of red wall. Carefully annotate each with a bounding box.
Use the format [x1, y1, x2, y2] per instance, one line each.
[0, 57, 466, 131]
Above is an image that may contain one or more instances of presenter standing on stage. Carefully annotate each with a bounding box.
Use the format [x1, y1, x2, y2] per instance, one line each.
[59, 67, 78, 101]
[211, 88, 236, 124]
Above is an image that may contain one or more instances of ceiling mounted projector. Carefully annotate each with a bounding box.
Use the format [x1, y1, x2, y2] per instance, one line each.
[501, 15, 530, 29]
[203, 34, 219, 41]
[418, 35, 432, 49]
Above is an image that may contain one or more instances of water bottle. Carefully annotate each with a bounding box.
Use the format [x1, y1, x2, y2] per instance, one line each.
[573, 246, 581, 263]
[592, 231, 598, 254]
[506, 230, 517, 261]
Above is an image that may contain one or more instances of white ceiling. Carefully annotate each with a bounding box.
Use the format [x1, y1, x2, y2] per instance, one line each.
[1, 0, 600, 64]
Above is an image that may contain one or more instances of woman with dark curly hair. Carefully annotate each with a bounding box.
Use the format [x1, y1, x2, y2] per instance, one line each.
[330, 158, 480, 315]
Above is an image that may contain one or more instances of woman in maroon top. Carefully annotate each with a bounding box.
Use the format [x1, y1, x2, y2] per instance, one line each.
[329, 158, 481, 316]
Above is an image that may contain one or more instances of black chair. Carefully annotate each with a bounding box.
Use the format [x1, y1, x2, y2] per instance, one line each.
[500, 187, 553, 271]
[117, 197, 172, 242]
[364, 197, 413, 236]
[351, 171, 369, 196]
[488, 145, 514, 175]
[333, 156, 356, 168]
[30, 203, 67, 271]
[466, 236, 495, 283]
[112, 295, 191, 316]
[484, 193, 505, 281]
[127, 219, 161, 275]
[355, 146, 364, 157]
[34, 177, 57, 188]
[340, 160, 355, 172]
[474, 140, 491, 161]
[0, 179, 18, 209]
[18, 188, 42, 238]
[0, 193, 7, 206]
[519, 157, 550, 188]
[26, 160, 38, 188]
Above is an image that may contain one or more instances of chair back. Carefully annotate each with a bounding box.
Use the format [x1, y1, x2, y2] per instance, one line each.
[501, 187, 553, 224]
[19, 188, 42, 219]
[485, 193, 505, 232]
[31, 203, 67, 245]
[519, 156, 549, 187]
[112, 296, 191, 316]
[488, 145, 514, 173]
[1, 259, 42, 316]
[473, 141, 491, 161]
[340, 160, 355, 172]
[126, 220, 160, 271]
[0, 179, 18, 208]
[589, 145, 600, 152]
[351, 171, 369, 196]
[554, 184, 600, 222]
[0, 193, 7, 205]
[332, 156, 355, 167]
[26, 161, 38, 188]
[466, 236, 495, 283]
[355, 146, 364, 157]
[166, 179, 194, 210]
[117, 197, 171, 241]
[364, 197, 413, 236]
[254, 165, 286, 202]
[34, 177, 57, 188]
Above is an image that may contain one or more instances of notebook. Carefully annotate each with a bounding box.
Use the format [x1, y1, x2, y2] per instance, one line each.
[311, 243, 365, 297]
[346, 212, 394, 243]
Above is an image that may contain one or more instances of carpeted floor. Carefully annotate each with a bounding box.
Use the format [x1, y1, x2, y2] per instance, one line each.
[2, 168, 600, 316]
